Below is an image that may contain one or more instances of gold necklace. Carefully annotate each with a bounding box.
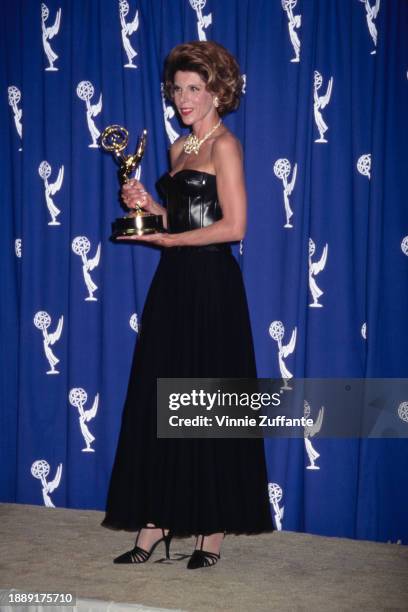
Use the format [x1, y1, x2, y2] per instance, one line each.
[183, 120, 222, 155]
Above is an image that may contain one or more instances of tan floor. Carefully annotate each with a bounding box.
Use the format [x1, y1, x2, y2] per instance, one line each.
[0, 503, 407, 612]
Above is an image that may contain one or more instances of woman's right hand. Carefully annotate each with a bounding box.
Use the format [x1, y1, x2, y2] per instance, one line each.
[121, 179, 155, 214]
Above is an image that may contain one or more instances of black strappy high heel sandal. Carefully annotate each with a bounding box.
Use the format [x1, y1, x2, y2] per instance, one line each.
[113, 526, 172, 564]
[187, 533, 224, 570]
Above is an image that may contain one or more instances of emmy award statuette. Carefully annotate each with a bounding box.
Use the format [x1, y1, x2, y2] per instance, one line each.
[100, 125, 164, 238]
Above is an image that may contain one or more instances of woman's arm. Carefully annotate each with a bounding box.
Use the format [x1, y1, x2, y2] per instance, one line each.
[122, 179, 168, 224]
[126, 132, 247, 247]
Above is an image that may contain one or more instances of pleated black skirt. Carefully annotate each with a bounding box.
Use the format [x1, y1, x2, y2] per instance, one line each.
[102, 247, 273, 536]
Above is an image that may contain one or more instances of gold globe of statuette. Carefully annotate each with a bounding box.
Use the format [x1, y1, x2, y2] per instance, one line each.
[100, 125, 164, 238]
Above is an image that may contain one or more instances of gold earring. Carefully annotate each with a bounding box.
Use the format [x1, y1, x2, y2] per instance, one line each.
[213, 97, 219, 108]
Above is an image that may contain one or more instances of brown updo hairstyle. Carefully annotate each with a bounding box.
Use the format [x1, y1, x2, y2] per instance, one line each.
[163, 41, 243, 116]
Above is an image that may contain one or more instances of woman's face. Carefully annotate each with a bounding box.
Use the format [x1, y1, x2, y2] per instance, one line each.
[172, 70, 217, 127]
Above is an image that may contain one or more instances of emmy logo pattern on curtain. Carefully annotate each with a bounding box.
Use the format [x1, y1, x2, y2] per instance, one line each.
[401, 235, 408, 258]
[359, 0, 381, 55]
[31, 460, 62, 508]
[33, 311, 63, 375]
[189, 0, 212, 41]
[38, 161, 64, 226]
[161, 83, 180, 144]
[8, 86, 22, 151]
[15, 239, 22, 258]
[308, 238, 328, 308]
[268, 483, 284, 531]
[281, 0, 301, 63]
[41, 3, 61, 71]
[357, 153, 372, 179]
[76, 81, 103, 148]
[129, 313, 139, 333]
[71, 237, 101, 301]
[304, 401, 325, 471]
[398, 402, 408, 429]
[313, 71, 333, 143]
[119, 0, 139, 68]
[269, 320, 297, 392]
[273, 158, 297, 229]
[69, 388, 99, 453]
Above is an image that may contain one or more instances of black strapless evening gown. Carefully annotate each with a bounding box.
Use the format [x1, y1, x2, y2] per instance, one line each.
[101, 170, 273, 536]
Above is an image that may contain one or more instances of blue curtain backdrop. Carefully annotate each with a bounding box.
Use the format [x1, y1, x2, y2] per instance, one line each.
[1, 0, 407, 543]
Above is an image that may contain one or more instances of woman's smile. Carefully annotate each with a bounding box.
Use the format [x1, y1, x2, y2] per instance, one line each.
[179, 108, 193, 116]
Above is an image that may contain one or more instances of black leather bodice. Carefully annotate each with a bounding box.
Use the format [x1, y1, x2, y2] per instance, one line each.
[156, 169, 223, 234]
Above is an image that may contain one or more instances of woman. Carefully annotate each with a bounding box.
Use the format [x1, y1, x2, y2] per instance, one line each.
[101, 41, 273, 569]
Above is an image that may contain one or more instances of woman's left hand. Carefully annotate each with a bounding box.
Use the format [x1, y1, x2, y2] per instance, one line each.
[116, 232, 178, 247]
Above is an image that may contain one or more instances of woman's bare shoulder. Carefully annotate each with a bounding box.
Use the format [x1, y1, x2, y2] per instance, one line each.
[213, 129, 242, 158]
[170, 135, 186, 153]
[212, 129, 243, 166]
[169, 135, 187, 166]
